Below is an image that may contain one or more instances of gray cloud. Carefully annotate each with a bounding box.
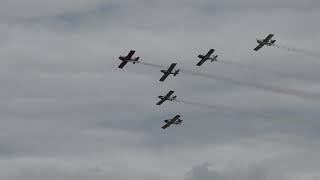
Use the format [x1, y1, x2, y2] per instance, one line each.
[0, 0, 109, 19]
[0, 0, 320, 179]
[185, 163, 225, 180]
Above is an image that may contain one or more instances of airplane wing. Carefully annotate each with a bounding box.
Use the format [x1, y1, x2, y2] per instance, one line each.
[159, 73, 170, 82]
[263, 34, 274, 43]
[196, 59, 206, 66]
[126, 50, 135, 58]
[118, 61, 128, 69]
[159, 63, 177, 82]
[167, 63, 177, 73]
[161, 123, 171, 129]
[156, 99, 166, 105]
[165, 91, 174, 98]
[254, 44, 264, 51]
[205, 49, 215, 57]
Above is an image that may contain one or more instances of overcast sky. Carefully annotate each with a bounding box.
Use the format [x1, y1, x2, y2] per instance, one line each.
[1, 0, 320, 180]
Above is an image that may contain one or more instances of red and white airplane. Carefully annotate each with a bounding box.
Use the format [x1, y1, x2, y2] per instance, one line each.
[118, 50, 140, 69]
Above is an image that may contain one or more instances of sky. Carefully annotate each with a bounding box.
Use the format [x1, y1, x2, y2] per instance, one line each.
[0, 0, 320, 179]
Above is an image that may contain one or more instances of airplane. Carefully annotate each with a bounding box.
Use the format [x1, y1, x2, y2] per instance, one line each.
[156, 90, 177, 105]
[197, 49, 218, 66]
[254, 34, 276, 51]
[161, 115, 183, 129]
[159, 63, 180, 82]
[118, 50, 140, 69]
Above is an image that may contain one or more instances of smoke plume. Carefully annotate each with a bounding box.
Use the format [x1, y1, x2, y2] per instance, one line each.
[273, 44, 320, 60]
[137, 61, 320, 102]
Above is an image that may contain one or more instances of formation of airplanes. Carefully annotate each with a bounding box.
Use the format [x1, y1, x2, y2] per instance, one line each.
[117, 33, 277, 129]
[117, 49, 220, 73]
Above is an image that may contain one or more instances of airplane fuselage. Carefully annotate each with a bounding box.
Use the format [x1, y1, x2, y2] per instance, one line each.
[198, 54, 217, 61]
[119, 56, 127, 61]
[161, 70, 172, 74]
[161, 69, 180, 77]
[119, 56, 135, 62]
[161, 70, 178, 75]
[158, 96, 176, 101]
[257, 39, 274, 46]
[164, 119, 182, 124]
[119, 56, 139, 64]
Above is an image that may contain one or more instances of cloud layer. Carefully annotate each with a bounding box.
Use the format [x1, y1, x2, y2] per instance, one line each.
[0, 0, 320, 179]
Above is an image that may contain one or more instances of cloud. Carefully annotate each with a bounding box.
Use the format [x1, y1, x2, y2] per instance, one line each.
[0, 1, 320, 180]
[184, 162, 278, 180]
[185, 163, 225, 180]
[0, 0, 109, 19]
[183, 133, 320, 180]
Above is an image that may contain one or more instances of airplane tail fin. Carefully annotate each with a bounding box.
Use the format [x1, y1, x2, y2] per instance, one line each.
[132, 57, 139, 64]
[174, 70, 180, 76]
[211, 55, 218, 62]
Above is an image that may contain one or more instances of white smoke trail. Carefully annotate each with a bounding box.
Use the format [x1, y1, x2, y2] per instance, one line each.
[172, 99, 320, 125]
[180, 68, 320, 102]
[273, 44, 320, 60]
[217, 59, 316, 82]
[137, 61, 320, 102]
[176, 99, 246, 112]
[176, 99, 276, 120]
[138, 61, 168, 69]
